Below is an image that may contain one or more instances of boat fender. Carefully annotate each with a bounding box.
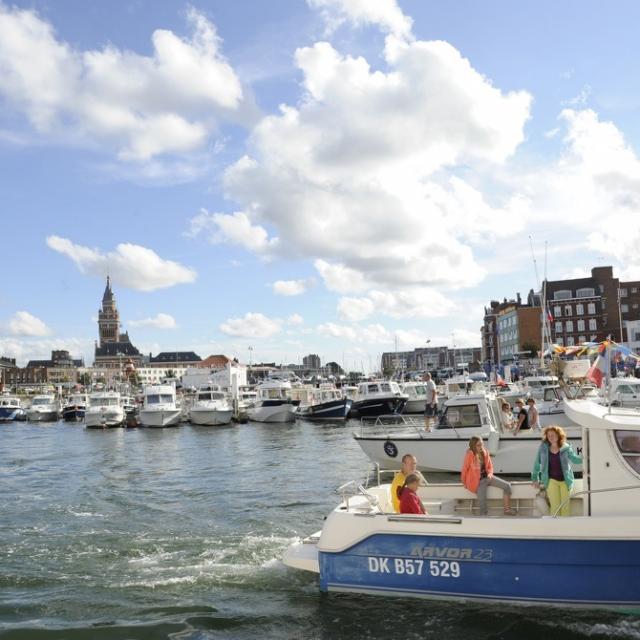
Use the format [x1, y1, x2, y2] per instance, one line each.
[487, 430, 500, 455]
[383, 440, 398, 458]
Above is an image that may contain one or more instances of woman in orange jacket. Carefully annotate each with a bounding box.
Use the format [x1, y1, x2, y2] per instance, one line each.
[461, 436, 515, 515]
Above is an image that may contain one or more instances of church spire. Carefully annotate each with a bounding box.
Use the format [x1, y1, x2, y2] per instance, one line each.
[102, 276, 113, 302]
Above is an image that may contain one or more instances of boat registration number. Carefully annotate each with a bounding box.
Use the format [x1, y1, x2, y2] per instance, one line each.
[368, 557, 460, 578]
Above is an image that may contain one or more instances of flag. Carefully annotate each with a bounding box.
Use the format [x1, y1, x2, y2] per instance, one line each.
[496, 373, 508, 387]
[586, 354, 607, 388]
[546, 308, 553, 322]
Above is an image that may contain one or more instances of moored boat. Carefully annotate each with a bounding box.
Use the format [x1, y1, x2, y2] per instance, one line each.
[399, 381, 429, 414]
[62, 393, 88, 422]
[26, 394, 60, 422]
[295, 385, 352, 420]
[283, 399, 640, 609]
[0, 393, 26, 422]
[85, 391, 125, 428]
[348, 381, 407, 418]
[189, 384, 233, 426]
[353, 391, 581, 473]
[139, 384, 181, 428]
[247, 380, 299, 423]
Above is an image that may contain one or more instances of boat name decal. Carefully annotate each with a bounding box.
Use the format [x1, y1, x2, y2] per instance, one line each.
[367, 556, 461, 578]
[410, 544, 492, 561]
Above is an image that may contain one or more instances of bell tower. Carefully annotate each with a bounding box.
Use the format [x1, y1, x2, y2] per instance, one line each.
[98, 276, 120, 347]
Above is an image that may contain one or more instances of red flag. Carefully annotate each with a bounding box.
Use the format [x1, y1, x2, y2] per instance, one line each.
[546, 308, 553, 322]
[496, 373, 508, 387]
[586, 354, 606, 388]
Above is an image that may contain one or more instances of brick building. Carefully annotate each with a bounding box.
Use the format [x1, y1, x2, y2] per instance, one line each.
[543, 266, 640, 346]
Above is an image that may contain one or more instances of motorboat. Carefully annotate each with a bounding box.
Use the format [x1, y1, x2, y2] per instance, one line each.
[399, 382, 430, 414]
[235, 386, 257, 421]
[348, 381, 408, 418]
[520, 375, 559, 400]
[62, 393, 88, 422]
[295, 385, 352, 420]
[189, 384, 233, 426]
[85, 391, 125, 428]
[139, 384, 181, 427]
[247, 380, 299, 423]
[283, 399, 640, 608]
[26, 394, 60, 422]
[609, 377, 640, 407]
[120, 395, 137, 419]
[0, 394, 26, 422]
[353, 391, 581, 473]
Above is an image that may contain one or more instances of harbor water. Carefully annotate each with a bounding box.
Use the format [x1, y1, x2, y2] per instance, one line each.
[1, 420, 639, 640]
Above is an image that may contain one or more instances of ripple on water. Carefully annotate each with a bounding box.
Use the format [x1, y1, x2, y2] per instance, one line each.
[1, 421, 639, 639]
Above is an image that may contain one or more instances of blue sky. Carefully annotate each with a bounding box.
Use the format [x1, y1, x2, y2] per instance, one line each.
[2, 0, 640, 369]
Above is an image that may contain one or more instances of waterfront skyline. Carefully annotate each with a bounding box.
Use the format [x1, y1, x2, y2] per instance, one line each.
[3, 1, 640, 368]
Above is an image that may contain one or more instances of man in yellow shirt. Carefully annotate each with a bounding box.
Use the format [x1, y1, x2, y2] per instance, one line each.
[390, 453, 428, 512]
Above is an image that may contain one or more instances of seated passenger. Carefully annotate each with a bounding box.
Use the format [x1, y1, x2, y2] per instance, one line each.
[391, 454, 428, 513]
[461, 436, 516, 515]
[513, 398, 530, 435]
[500, 401, 514, 431]
[399, 474, 427, 515]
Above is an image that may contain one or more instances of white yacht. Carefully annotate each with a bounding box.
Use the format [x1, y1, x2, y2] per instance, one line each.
[0, 394, 26, 421]
[354, 391, 581, 474]
[399, 381, 429, 414]
[521, 375, 559, 400]
[85, 391, 125, 428]
[139, 384, 181, 428]
[26, 394, 60, 422]
[247, 380, 299, 423]
[189, 384, 233, 426]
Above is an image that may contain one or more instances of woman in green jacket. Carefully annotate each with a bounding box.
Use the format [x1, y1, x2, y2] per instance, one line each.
[531, 425, 582, 517]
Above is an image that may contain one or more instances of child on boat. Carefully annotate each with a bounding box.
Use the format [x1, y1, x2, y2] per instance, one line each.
[398, 474, 427, 515]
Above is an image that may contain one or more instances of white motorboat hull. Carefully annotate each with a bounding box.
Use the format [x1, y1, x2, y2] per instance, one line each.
[139, 409, 182, 427]
[189, 408, 233, 426]
[85, 408, 125, 428]
[354, 428, 583, 474]
[248, 403, 297, 423]
[27, 409, 59, 422]
[403, 398, 427, 414]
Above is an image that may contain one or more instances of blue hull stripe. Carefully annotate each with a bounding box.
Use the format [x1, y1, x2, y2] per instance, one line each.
[319, 533, 640, 604]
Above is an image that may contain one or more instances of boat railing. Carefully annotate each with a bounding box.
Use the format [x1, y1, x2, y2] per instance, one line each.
[553, 483, 640, 517]
[336, 480, 380, 512]
[358, 414, 425, 437]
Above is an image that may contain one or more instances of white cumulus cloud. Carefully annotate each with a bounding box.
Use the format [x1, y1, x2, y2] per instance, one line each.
[219, 312, 282, 338]
[128, 313, 177, 329]
[205, 25, 529, 294]
[287, 313, 304, 325]
[3, 311, 51, 336]
[272, 279, 309, 296]
[0, 5, 244, 163]
[308, 0, 413, 40]
[46, 235, 196, 291]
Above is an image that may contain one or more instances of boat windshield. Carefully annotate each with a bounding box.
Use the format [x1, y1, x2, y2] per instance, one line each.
[367, 384, 379, 393]
[32, 398, 52, 405]
[197, 393, 212, 401]
[413, 385, 426, 396]
[91, 397, 119, 406]
[146, 394, 174, 404]
[438, 404, 482, 429]
[262, 388, 286, 400]
[614, 431, 640, 474]
[614, 384, 640, 395]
